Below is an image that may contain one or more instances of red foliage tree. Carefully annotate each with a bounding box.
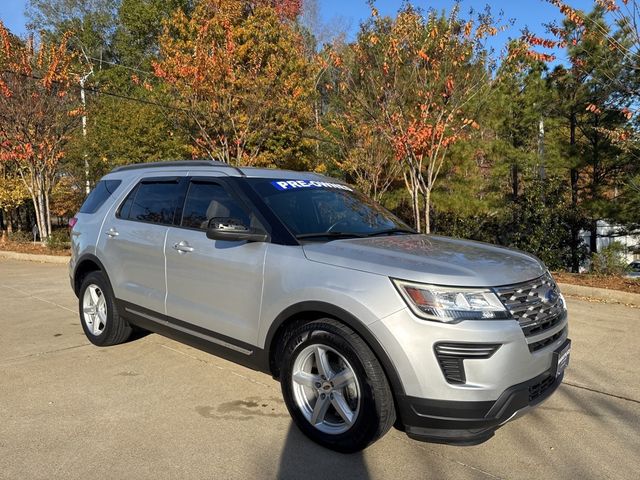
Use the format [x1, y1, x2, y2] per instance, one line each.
[0, 23, 80, 240]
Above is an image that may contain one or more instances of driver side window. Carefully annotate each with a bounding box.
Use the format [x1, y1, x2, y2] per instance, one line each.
[181, 182, 251, 230]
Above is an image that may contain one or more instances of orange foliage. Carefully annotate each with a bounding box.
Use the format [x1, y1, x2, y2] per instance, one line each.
[153, 0, 313, 166]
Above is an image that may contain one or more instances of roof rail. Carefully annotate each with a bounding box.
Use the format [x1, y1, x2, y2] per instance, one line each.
[111, 160, 245, 176]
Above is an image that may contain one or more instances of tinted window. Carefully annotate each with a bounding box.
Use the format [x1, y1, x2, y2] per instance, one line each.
[123, 181, 182, 225]
[181, 182, 251, 230]
[79, 180, 121, 214]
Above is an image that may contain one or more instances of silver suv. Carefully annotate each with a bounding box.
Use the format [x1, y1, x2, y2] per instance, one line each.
[69, 161, 570, 452]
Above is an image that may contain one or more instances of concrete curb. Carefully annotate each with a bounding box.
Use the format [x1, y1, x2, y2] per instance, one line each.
[0, 250, 70, 265]
[558, 282, 640, 307]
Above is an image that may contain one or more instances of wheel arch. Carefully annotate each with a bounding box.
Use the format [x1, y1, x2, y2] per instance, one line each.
[73, 254, 110, 296]
[265, 301, 406, 399]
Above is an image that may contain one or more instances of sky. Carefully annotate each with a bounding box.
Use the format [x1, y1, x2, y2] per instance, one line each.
[1, 0, 594, 64]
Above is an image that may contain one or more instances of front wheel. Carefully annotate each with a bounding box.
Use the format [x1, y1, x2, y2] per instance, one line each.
[280, 319, 395, 453]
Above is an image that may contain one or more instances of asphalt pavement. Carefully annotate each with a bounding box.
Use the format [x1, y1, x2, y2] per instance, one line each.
[0, 258, 638, 479]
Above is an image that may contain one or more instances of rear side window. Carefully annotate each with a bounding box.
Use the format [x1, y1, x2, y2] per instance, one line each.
[119, 180, 182, 225]
[79, 180, 121, 214]
[181, 182, 251, 230]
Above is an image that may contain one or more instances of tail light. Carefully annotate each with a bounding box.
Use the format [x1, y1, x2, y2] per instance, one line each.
[68, 217, 78, 229]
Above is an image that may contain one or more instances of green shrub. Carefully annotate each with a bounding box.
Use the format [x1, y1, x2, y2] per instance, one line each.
[7, 230, 32, 243]
[46, 229, 71, 250]
[590, 242, 628, 275]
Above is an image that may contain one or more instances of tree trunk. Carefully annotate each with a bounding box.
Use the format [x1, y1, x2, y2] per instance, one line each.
[35, 180, 49, 242]
[31, 192, 43, 242]
[407, 168, 421, 232]
[7, 208, 13, 234]
[423, 188, 431, 234]
[569, 112, 580, 273]
[412, 180, 420, 233]
[590, 116, 599, 255]
[45, 188, 52, 240]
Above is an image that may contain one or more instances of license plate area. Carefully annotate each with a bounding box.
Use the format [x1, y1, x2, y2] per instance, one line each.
[554, 339, 571, 377]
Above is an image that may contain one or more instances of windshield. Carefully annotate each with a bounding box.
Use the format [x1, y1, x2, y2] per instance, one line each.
[249, 178, 413, 240]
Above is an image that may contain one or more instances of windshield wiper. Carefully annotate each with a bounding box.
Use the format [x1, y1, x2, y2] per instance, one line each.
[296, 231, 366, 240]
[366, 228, 416, 237]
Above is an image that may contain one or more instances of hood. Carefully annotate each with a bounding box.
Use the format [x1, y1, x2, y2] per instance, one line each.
[302, 234, 545, 287]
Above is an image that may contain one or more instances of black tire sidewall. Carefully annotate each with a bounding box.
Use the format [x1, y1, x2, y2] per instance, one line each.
[280, 321, 389, 453]
[78, 271, 119, 346]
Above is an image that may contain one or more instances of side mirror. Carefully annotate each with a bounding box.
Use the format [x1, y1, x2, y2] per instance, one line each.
[206, 217, 268, 242]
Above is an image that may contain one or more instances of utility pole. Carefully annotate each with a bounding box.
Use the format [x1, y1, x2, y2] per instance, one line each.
[80, 74, 90, 194]
[79, 46, 94, 195]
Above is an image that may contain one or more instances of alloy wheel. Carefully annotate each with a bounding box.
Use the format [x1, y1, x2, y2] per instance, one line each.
[82, 284, 107, 336]
[291, 344, 361, 434]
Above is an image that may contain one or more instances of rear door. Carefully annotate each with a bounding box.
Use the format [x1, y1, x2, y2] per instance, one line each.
[164, 178, 267, 345]
[98, 173, 187, 315]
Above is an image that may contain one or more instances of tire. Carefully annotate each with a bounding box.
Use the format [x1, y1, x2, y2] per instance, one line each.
[280, 318, 395, 453]
[78, 271, 132, 346]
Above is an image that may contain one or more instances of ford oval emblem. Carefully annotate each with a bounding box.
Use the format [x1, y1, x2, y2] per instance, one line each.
[543, 287, 559, 304]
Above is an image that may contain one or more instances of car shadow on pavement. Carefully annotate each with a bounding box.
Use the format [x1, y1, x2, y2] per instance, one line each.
[276, 423, 370, 480]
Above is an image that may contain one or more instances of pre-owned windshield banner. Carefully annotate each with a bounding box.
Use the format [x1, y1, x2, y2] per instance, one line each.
[271, 180, 353, 191]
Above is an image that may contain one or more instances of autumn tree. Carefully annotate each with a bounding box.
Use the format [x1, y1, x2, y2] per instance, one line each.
[153, 0, 315, 169]
[0, 165, 30, 234]
[0, 24, 80, 240]
[329, 4, 502, 232]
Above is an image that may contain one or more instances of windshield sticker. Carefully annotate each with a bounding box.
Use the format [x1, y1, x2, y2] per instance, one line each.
[271, 180, 353, 191]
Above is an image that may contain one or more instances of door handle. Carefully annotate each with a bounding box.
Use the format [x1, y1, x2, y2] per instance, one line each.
[105, 228, 119, 238]
[173, 241, 194, 253]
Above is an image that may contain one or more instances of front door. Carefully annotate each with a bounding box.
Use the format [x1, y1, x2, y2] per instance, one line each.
[165, 179, 267, 345]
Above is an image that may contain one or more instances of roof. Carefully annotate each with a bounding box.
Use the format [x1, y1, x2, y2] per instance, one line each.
[108, 160, 337, 182]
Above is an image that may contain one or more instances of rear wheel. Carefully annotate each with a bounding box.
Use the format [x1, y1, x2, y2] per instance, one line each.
[280, 319, 395, 453]
[78, 271, 132, 346]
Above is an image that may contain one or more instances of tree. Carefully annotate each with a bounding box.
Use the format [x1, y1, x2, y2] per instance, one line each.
[26, 0, 118, 59]
[0, 165, 30, 234]
[0, 24, 80, 241]
[113, 0, 193, 67]
[547, 0, 640, 98]
[332, 120, 399, 202]
[153, 0, 315, 168]
[50, 175, 84, 218]
[329, 3, 502, 233]
[539, 6, 637, 267]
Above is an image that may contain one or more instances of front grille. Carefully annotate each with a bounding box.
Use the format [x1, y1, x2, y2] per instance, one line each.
[528, 375, 556, 402]
[434, 343, 501, 384]
[495, 273, 566, 338]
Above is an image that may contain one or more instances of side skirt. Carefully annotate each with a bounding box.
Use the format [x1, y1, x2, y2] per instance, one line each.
[116, 299, 270, 374]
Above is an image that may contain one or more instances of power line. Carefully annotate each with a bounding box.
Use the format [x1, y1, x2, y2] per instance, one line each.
[0, 68, 339, 147]
[85, 55, 155, 76]
[2, 68, 190, 113]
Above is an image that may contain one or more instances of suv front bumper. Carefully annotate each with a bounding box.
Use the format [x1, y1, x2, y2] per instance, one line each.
[369, 306, 570, 445]
[395, 347, 567, 445]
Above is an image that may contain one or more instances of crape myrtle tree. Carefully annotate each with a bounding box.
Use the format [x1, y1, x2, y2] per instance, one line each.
[0, 24, 81, 241]
[328, 3, 503, 233]
[153, 0, 316, 169]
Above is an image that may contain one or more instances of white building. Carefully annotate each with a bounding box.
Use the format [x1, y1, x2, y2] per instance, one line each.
[580, 220, 640, 263]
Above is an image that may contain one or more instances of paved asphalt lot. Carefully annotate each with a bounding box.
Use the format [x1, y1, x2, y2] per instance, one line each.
[0, 258, 638, 480]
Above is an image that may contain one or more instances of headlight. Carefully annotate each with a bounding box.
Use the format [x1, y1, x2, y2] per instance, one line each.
[392, 279, 510, 323]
